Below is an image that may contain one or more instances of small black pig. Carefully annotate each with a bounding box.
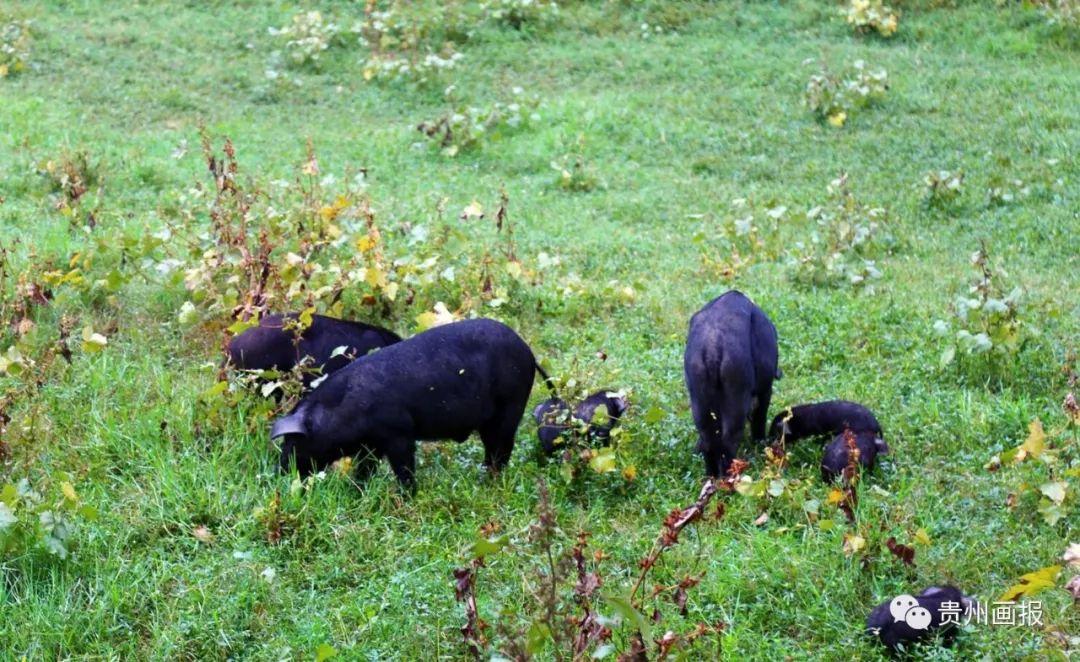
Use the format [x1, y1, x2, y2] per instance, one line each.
[820, 429, 889, 482]
[227, 313, 401, 388]
[684, 291, 779, 477]
[574, 390, 628, 442]
[534, 390, 628, 454]
[271, 318, 555, 489]
[866, 585, 971, 652]
[769, 400, 882, 444]
[533, 397, 572, 454]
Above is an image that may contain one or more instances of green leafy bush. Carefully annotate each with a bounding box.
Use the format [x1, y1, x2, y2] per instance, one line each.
[844, 0, 899, 37]
[933, 245, 1026, 368]
[481, 0, 560, 30]
[805, 60, 888, 127]
[0, 16, 31, 78]
[416, 86, 541, 156]
[0, 476, 97, 560]
[785, 174, 892, 291]
[923, 169, 964, 207]
[269, 10, 341, 69]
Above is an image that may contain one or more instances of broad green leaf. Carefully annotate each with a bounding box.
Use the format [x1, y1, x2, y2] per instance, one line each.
[227, 318, 258, 335]
[471, 534, 509, 559]
[602, 593, 651, 643]
[315, 643, 338, 662]
[643, 407, 664, 425]
[526, 622, 551, 655]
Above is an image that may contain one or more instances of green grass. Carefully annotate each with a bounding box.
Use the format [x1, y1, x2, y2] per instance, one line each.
[1, 0, 1078, 659]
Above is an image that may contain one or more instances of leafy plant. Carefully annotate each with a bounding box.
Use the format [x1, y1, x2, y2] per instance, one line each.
[481, 0, 560, 30]
[269, 10, 341, 69]
[986, 417, 1078, 527]
[0, 15, 31, 78]
[805, 59, 888, 127]
[844, 0, 899, 37]
[0, 476, 97, 560]
[36, 150, 103, 216]
[452, 478, 728, 659]
[786, 174, 891, 291]
[417, 86, 540, 156]
[933, 244, 1026, 368]
[923, 169, 964, 207]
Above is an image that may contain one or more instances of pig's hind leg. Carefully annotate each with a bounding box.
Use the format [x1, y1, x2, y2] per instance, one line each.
[383, 440, 417, 491]
[479, 406, 523, 472]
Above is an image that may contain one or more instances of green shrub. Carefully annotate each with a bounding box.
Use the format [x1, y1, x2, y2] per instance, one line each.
[934, 245, 1026, 369]
[844, 0, 899, 37]
[786, 174, 892, 291]
[0, 476, 97, 560]
[416, 87, 541, 156]
[923, 169, 964, 207]
[804, 60, 888, 127]
[0, 16, 31, 78]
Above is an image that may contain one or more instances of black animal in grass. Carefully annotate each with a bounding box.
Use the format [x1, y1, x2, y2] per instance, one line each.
[820, 429, 890, 483]
[271, 318, 556, 489]
[866, 585, 971, 653]
[769, 400, 882, 444]
[227, 313, 401, 389]
[533, 390, 628, 454]
[684, 291, 779, 477]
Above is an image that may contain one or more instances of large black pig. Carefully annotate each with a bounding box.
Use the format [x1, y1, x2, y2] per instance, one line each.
[684, 291, 779, 477]
[271, 318, 555, 488]
[226, 313, 401, 388]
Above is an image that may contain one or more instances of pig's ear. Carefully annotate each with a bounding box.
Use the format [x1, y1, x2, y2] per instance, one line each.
[271, 411, 307, 439]
[612, 395, 629, 418]
[874, 436, 890, 455]
[533, 402, 547, 422]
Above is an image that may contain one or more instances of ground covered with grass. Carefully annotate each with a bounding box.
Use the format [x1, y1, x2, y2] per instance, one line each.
[1, 0, 1078, 659]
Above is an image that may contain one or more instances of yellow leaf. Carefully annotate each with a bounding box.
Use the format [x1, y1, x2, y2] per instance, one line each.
[589, 448, 617, 474]
[826, 488, 845, 505]
[621, 465, 638, 481]
[1016, 419, 1046, 462]
[356, 235, 375, 253]
[842, 533, 865, 557]
[998, 565, 1061, 602]
[61, 482, 78, 503]
[827, 111, 847, 127]
[81, 326, 108, 352]
[914, 528, 931, 546]
[460, 200, 484, 221]
[1040, 481, 1068, 505]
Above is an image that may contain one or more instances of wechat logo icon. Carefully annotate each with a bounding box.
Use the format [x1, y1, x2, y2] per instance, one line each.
[890, 594, 931, 630]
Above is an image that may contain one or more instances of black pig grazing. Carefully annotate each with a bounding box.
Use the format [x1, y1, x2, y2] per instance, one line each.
[769, 400, 882, 444]
[866, 585, 971, 652]
[574, 390, 628, 442]
[271, 318, 555, 489]
[821, 429, 889, 482]
[684, 291, 779, 477]
[534, 390, 628, 454]
[227, 313, 401, 388]
[534, 397, 572, 454]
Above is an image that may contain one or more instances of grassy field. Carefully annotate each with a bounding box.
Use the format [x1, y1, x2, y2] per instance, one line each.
[1, 0, 1078, 659]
